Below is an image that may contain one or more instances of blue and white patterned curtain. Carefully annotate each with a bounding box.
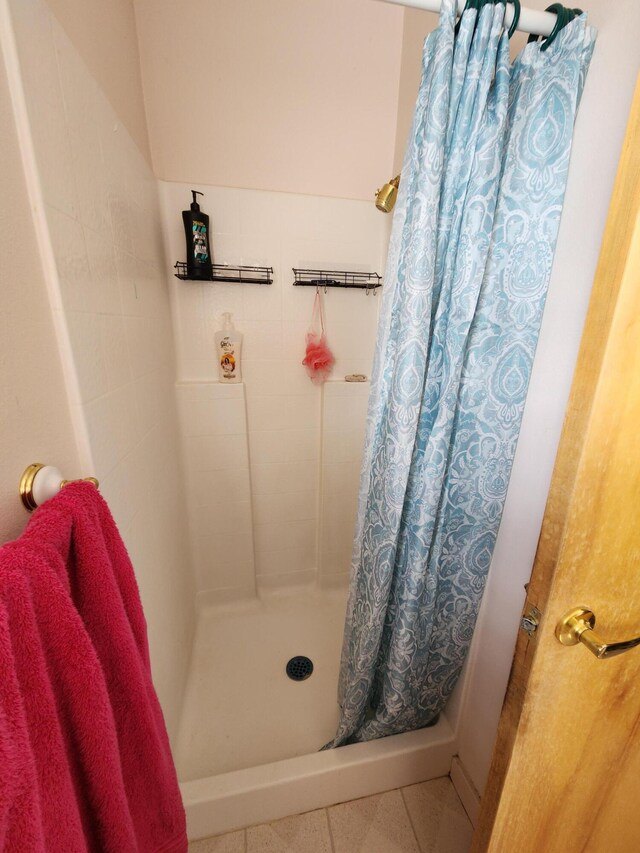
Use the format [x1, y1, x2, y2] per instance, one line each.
[328, 0, 595, 747]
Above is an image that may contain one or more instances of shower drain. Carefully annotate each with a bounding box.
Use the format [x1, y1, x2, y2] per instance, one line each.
[286, 655, 314, 681]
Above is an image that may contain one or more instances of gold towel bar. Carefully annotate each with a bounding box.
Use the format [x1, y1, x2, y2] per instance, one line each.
[20, 463, 99, 511]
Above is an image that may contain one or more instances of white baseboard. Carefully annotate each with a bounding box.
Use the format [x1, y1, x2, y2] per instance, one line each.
[450, 756, 481, 827]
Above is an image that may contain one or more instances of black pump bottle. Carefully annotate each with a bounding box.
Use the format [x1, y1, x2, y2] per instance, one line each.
[182, 190, 213, 280]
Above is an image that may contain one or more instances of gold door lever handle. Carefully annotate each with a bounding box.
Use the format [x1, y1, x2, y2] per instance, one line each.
[555, 607, 640, 659]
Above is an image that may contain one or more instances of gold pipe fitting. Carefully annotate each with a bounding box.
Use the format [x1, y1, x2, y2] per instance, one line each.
[375, 175, 400, 213]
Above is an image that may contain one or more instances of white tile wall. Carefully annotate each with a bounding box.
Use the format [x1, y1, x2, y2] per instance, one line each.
[159, 182, 385, 594]
[251, 462, 319, 497]
[252, 490, 317, 526]
[176, 382, 255, 597]
[319, 381, 370, 586]
[8, 0, 195, 739]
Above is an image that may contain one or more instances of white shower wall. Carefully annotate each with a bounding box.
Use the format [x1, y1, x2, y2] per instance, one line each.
[159, 182, 386, 596]
[7, 0, 195, 739]
[320, 380, 370, 586]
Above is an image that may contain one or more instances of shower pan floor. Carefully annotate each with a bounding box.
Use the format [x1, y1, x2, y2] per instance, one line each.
[174, 583, 350, 781]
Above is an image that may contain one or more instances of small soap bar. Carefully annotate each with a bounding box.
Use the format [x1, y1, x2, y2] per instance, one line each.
[345, 374, 367, 382]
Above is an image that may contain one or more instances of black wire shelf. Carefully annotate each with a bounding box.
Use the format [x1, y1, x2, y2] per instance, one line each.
[292, 268, 382, 292]
[174, 262, 273, 285]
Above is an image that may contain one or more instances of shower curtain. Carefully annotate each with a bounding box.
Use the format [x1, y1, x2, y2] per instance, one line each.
[328, 0, 595, 747]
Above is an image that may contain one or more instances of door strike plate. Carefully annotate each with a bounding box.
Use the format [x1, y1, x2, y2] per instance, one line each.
[520, 604, 541, 638]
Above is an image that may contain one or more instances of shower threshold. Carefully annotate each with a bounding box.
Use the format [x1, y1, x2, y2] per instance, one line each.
[181, 718, 455, 840]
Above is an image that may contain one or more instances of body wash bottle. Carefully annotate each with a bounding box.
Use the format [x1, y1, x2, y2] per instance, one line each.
[182, 190, 213, 280]
[214, 313, 243, 383]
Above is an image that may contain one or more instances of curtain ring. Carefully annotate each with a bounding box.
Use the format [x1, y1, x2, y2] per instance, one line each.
[507, 0, 521, 38]
[324, 283, 328, 295]
[541, 4, 570, 51]
[533, 3, 576, 51]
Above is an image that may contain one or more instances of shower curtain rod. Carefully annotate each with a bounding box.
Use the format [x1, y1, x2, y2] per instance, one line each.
[378, 0, 557, 37]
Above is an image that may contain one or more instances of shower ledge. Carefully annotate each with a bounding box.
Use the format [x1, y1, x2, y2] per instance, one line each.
[181, 715, 455, 841]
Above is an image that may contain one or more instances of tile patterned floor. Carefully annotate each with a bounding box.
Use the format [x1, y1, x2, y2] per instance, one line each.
[188, 776, 473, 853]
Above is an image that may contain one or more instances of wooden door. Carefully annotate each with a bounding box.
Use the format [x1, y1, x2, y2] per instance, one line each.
[472, 76, 640, 853]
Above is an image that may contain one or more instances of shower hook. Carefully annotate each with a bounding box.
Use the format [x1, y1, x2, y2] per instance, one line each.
[528, 4, 581, 50]
[507, 0, 521, 38]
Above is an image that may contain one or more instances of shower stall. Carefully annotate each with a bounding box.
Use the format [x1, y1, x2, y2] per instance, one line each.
[1, 0, 638, 843]
[160, 181, 458, 838]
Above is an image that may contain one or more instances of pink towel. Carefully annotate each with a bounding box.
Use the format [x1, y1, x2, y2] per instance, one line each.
[0, 482, 187, 852]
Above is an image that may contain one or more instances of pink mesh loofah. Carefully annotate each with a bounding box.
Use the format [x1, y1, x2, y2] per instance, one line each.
[302, 290, 335, 384]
